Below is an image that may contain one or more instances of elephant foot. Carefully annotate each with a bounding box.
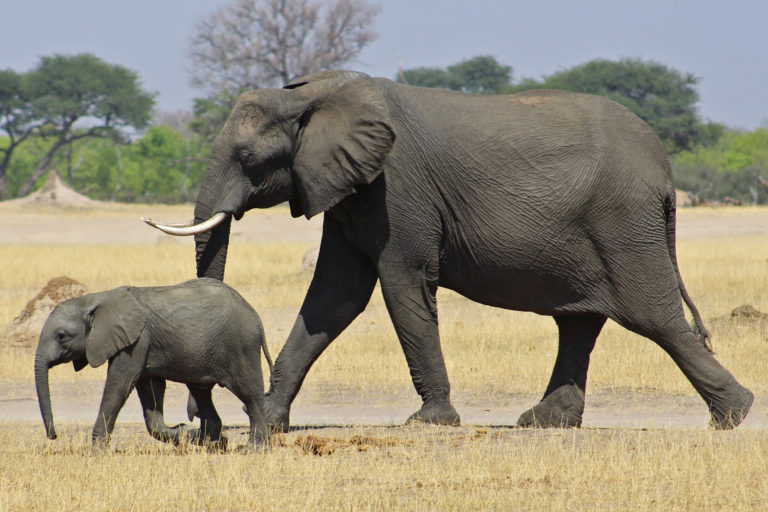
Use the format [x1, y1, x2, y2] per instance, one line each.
[405, 398, 461, 426]
[89, 435, 111, 454]
[264, 394, 291, 433]
[517, 384, 585, 428]
[709, 385, 754, 430]
[245, 438, 272, 454]
[163, 423, 187, 446]
[205, 435, 228, 453]
[185, 427, 228, 450]
[145, 423, 188, 446]
[185, 427, 202, 445]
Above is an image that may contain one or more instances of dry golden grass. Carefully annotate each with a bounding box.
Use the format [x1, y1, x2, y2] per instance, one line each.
[1, 422, 767, 511]
[1, 204, 767, 510]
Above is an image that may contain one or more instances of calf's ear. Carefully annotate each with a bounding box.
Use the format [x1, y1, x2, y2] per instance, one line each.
[72, 357, 88, 372]
[85, 288, 146, 368]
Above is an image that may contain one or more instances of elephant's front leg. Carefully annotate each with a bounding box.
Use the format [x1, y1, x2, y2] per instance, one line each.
[91, 352, 144, 448]
[135, 376, 185, 445]
[265, 217, 378, 432]
[379, 265, 460, 426]
[186, 384, 223, 447]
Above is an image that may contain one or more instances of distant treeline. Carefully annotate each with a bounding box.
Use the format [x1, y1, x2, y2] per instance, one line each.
[3, 126, 208, 203]
[2, 53, 767, 204]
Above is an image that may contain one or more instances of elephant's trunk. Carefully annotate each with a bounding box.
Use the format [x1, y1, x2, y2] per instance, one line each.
[194, 174, 233, 280]
[34, 352, 56, 440]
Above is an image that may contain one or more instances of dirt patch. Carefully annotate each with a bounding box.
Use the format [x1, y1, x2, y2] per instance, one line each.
[707, 304, 768, 341]
[1, 276, 87, 348]
[292, 433, 409, 455]
[730, 304, 768, 319]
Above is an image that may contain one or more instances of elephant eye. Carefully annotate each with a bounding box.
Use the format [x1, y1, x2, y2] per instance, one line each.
[55, 331, 69, 343]
[238, 149, 254, 166]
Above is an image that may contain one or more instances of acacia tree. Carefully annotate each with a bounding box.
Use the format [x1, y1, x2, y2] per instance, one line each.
[15, 54, 155, 197]
[189, 0, 379, 93]
[0, 69, 35, 198]
[188, 0, 379, 140]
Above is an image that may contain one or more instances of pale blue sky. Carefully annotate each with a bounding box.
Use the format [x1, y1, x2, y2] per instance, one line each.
[2, 0, 766, 129]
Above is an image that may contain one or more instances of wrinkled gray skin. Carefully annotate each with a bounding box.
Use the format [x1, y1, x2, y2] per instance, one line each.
[34, 278, 272, 451]
[189, 70, 753, 431]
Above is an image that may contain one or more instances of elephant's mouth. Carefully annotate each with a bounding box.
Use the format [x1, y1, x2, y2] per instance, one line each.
[142, 211, 229, 236]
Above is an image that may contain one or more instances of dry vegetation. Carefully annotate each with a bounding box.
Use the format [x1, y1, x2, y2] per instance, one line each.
[1, 203, 767, 510]
[1, 423, 767, 510]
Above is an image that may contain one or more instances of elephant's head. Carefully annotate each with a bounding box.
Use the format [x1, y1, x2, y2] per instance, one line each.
[143, 70, 396, 280]
[34, 288, 146, 439]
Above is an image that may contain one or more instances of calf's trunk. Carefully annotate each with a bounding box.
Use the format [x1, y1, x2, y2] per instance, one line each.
[34, 353, 56, 439]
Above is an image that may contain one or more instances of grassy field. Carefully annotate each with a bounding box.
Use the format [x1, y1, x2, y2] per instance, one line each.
[2, 422, 767, 511]
[1, 204, 767, 510]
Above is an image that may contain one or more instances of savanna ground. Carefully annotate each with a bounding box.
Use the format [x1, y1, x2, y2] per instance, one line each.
[1, 200, 767, 510]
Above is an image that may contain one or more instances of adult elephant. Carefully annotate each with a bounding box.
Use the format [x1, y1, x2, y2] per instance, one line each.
[145, 70, 753, 431]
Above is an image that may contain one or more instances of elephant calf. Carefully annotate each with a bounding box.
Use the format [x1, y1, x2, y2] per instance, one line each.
[34, 278, 272, 452]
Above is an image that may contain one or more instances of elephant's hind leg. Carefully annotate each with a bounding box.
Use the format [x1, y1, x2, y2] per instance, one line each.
[227, 383, 270, 452]
[186, 384, 224, 446]
[517, 313, 606, 428]
[623, 315, 753, 429]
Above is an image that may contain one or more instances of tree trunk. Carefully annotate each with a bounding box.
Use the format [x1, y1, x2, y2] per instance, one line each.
[17, 137, 67, 197]
[0, 147, 13, 199]
[111, 145, 125, 201]
[0, 171, 8, 201]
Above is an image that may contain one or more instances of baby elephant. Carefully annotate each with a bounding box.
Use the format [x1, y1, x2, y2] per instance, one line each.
[34, 278, 272, 452]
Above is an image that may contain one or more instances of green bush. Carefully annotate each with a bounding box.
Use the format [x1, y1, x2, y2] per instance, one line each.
[673, 128, 768, 205]
[674, 164, 768, 205]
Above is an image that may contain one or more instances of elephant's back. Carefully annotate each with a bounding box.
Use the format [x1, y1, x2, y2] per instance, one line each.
[387, 82, 666, 170]
[139, 280, 264, 383]
[136, 279, 263, 343]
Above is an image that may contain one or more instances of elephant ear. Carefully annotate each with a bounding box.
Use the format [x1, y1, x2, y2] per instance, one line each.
[289, 77, 395, 219]
[72, 357, 88, 372]
[85, 288, 147, 368]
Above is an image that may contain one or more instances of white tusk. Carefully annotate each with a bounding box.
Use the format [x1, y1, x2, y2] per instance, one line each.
[141, 212, 229, 236]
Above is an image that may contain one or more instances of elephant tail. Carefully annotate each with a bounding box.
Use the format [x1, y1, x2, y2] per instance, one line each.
[260, 330, 273, 374]
[665, 193, 713, 353]
[262, 340, 274, 373]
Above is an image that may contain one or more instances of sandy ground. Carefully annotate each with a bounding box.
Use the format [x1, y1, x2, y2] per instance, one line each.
[2, 202, 768, 438]
[0, 202, 325, 246]
[3, 378, 768, 433]
[2, 200, 768, 246]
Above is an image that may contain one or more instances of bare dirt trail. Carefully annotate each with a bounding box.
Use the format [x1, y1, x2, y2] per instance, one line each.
[2, 201, 768, 436]
[3, 379, 768, 436]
